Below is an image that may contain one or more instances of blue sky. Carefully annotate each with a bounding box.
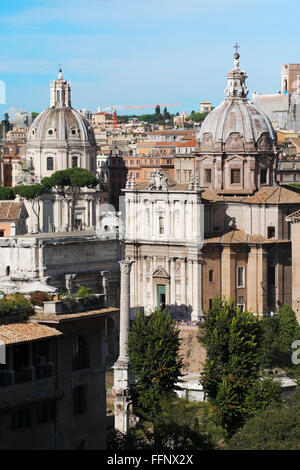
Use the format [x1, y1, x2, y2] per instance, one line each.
[0, 0, 299, 118]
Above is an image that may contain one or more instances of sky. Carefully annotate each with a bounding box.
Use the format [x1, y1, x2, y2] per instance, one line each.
[0, 0, 300, 118]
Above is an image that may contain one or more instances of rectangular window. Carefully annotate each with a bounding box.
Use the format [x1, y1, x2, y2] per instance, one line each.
[268, 266, 276, 286]
[260, 169, 267, 184]
[209, 299, 213, 309]
[159, 214, 164, 235]
[73, 385, 87, 415]
[205, 169, 212, 183]
[237, 266, 245, 288]
[267, 226, 275, 238]
[209, 269, 214, 282]
[231, 169, 241, 184]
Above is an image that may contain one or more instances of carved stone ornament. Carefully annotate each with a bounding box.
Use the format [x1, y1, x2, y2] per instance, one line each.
[152, 267, 170, 279]
[149, 170, 169, 190]
[258, 133, 272, 151]
[225, 132, 244, 151]
[201, 133, 214, 151]
[119, 259, 134, 275]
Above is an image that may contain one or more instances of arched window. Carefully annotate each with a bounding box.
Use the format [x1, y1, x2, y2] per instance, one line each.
[56, 90, 60, 103]
[72, 335, 89, 370]
[47, 157, 54, 171]
[72, 156, 78, 168]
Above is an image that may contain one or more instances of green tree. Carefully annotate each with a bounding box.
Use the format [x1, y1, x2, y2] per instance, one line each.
[42, 168, 99, 231]
[277, 304, 300, 358]
[257, 305, 300, 369]
[163, 107, 171, 122]
[0, 186, 15, 200]
[31, 112, 39, 121]
[187, 112, 209, 122]
[227, 387, 300, 450]
[107, 397, 217, 451]
[200, 297, 281, 439]
[13, 184, 45, 232]
[128, 309, 183, 418]
[256, 315, 279, 369]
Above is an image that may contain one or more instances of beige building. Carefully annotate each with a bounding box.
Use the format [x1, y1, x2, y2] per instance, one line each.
[124, 52, 300, 320]
[0, 297, 118, 450]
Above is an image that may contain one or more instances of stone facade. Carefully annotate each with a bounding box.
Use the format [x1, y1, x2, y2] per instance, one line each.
[0, 231, 122, 298]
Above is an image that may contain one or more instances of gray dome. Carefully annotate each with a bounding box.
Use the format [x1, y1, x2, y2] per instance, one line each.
[198, 54, 276, 147]
[198, 99, 276, 145]
[27, 107, 96, 148]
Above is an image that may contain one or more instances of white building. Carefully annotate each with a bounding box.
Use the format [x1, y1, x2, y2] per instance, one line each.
[24, 69, 102, 233]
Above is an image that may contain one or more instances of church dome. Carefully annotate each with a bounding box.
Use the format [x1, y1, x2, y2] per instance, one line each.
[27, 106, 95, 145]
[25, 69, 97, 180]
[198, 53, 276, 151]
[27, 69, 95, 148]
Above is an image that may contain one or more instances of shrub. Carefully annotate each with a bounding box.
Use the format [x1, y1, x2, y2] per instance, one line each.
[0, 294, 34, 317]
[227, 387, 300, 450]
[29, 291, 51, 307]
[75, 284, 93, 298]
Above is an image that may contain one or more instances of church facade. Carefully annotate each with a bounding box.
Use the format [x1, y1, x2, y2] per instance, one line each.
[124, 52, 300, 320]
[23, 69, 104, 233]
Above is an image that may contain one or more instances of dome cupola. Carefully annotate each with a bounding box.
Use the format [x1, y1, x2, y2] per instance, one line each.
[25, 68, 96, 180]
[195, 49, 278, 193]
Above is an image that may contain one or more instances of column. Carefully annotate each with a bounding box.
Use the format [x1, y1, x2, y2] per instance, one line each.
[170, 257, 176, 306]
[192, 257, 203, 321]
[221, 246, 236, 299]
[149, 256, 154, 309]
[181, 258, 186, 307]
[187, 258, 193, 308]
[116, 260, 134, 365]
[113, 259, 134, 435]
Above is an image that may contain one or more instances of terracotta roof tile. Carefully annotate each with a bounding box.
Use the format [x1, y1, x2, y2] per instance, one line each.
[0, 201, 24, 220]
[0, 322, 63, 345]
[204, 229, 279, 245]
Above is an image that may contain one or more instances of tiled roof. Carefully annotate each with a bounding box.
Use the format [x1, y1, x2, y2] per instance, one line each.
[204, 229, 283, 245]
[0, 201, 25, 220]
[176, 139, 197, 147]
[0, 322, 63, 345]
[31, 307, 119, 324]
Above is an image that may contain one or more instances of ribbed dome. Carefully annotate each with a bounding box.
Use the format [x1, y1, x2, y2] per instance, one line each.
[27, 107, 96, 147]
[198, 99, 275, 145]
[198, 53, 276, 148]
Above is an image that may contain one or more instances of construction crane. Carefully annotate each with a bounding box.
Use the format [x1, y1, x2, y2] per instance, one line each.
[99, 103, 183, 131]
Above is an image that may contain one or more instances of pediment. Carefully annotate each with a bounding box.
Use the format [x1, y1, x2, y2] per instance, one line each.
[152, 267, 170, 279]
[225, 154, 245, 162]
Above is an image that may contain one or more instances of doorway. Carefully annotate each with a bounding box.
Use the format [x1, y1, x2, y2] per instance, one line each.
[157, 284, 166, 309]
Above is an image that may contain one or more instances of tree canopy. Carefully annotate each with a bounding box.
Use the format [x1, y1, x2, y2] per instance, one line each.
[42, 168, 99, 230]
[199, 297, 282, 439]
[227, 387, 300, 450]
[128, 308, 183, 418]
[0, 186, 15, 200]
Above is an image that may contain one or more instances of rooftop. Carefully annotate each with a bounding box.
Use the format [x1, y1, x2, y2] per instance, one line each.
[0, 201, 27, 220]
[31, 307, 119, 324]
[0, 322, 63, 345]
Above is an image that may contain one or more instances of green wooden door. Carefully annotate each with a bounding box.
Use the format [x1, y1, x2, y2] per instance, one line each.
[157, 284, 166, 308]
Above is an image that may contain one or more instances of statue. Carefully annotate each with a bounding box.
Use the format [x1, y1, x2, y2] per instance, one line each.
[148, 170, 169, 190]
